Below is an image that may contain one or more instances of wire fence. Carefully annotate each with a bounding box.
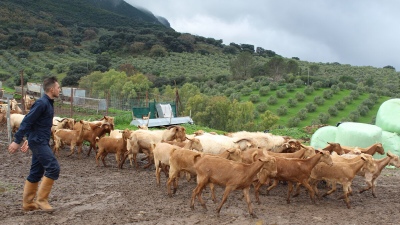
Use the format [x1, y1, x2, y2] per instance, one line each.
[0, 99, 12, 148]
[0, 89, 180, 145]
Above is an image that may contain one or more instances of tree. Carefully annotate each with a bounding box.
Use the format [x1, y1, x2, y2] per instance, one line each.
[383, 65, 395, 70]
[178, 83, 201, 114]
[149, 44, 168, 57]
[230, 52, 254, 80]
[258, 110, 279, 130]
[240, 44, 254, 53]
[266, 56, 285, 81]
[118, 64, 136, 76]
[226, 100, 255, 131]
[285, 59, 299, 74]
[96, 53, 111, 69]
[256, 47, 277, 57]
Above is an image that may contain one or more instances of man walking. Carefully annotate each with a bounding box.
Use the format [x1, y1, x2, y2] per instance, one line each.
[8, 76, 61, 212]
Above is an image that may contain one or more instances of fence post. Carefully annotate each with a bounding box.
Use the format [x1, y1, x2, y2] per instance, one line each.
[106, 90, 110, 116]
[20, 70, 26, 114]
[6, 98, 12, 144]
[70, 88, 74, 118]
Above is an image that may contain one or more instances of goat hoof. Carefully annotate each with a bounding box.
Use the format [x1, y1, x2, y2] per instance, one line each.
[250, 213, 258, 219]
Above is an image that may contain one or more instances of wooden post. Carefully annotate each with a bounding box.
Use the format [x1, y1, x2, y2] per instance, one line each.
[70, 88, 73, 118]
[6, 98, 11, 144]
[106, 90, 110, 116]
[20, 70, 26, 114]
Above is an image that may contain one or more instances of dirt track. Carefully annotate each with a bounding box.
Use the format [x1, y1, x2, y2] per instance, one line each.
[1, 145, 400, 225]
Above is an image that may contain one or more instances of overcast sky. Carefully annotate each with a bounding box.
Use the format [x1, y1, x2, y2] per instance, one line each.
[126, 0, 399, 71]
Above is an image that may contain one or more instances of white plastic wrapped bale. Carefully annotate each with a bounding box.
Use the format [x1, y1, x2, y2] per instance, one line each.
[380, 131, 400, 159]
[375, 98, 400, 133]
[335, 122, 382, 149]
[310, 126, 337, 150]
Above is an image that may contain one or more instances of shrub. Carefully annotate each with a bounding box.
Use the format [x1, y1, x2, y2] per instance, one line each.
[259, 78, 270, 86]
[267, 96, 278, 105]
[304, 86, 314, 95]
[318, 112, 330, 124]
[235, 83, 244, 89]
[305, 102, 317, 112]
[251, 82, 261, 90]
[328, 106, 338, 116]
[350, 90, 360, 100]
[348, 111, 360, 122]
[286, 83, 296, 92]
[335, 101, 346, 110]
[256, 102, 268, 113]
[338, 82, 346, 89]
[287, 98, 298, 108]
[297, 108, 308, 120]
[150, 44, 168, 57]
[311, 118, 322, 125]
[224, 88, 235, 97]
[362, 99, 375, 109]
[259, 86, 270, 96]
[229, 92, 241, 101]
[287, 117, 300, 127]
[345, 82, 357, 90]
[331, 84, 340, 94]
[17, 51, 29, 58]
[295, 92, 306, 101]
[249, 94, 260, 103]
[29, 42, 45, 52]
[45, 64, 54, 70]
[314, 96, 325, 105]
[269, 82, 278, 90]
[276, 89, 287, 98]
[343, 95, 353, 104]
[312, 81, 323, 90]
[369, 93, 379, 102]
[241, 87, 252, 96]
[294, 79, 304, 88]
[357, 105, 369, 116]
[323, 89, 333, 99]
[277, 105, 287, 116]
[53, 45, 66, 53]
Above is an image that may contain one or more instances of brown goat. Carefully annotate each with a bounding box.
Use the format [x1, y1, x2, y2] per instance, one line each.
[190, 153, 277, 217]
[95, 129, 131, 167]
[166, 148, 243, 199]
[258, 150, 333, 204]
[53, 120, 90, 158]
[341, 143, 385, 156]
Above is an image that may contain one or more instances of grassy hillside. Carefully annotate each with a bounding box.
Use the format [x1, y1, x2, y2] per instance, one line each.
[241, 86, 390, 127]
[1, 0, 399, 134]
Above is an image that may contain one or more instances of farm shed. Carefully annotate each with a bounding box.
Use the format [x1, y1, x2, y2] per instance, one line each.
[310, 98, 400, 158]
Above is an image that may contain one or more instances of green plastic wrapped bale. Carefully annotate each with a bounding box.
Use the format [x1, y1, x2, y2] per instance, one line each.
[335, 122, 382, 148]
[380, 131, 400, 159]
[375, 98, 400, 133]
[310, 126, 337, 150]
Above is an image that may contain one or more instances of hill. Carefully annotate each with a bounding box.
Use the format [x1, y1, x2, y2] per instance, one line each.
[1, 0, 400, 132]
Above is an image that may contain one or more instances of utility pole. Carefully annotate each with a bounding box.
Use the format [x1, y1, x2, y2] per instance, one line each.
[307, 67, 310, 86]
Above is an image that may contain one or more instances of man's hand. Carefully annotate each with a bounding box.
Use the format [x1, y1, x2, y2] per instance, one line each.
[8, 142, 20, 154]
[21, 140, 29, 153]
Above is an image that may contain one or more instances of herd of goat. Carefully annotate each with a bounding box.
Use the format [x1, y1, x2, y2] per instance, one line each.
[1, 105, 399, 217]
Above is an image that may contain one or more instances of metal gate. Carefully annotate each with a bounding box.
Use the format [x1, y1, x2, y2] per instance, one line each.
[0, 99, 12, 150]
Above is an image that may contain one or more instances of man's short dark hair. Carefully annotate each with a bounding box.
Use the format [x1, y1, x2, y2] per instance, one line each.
[43, 76, 58, 92]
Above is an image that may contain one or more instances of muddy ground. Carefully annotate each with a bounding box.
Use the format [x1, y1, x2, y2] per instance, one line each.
[1, 143, 400, 225]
